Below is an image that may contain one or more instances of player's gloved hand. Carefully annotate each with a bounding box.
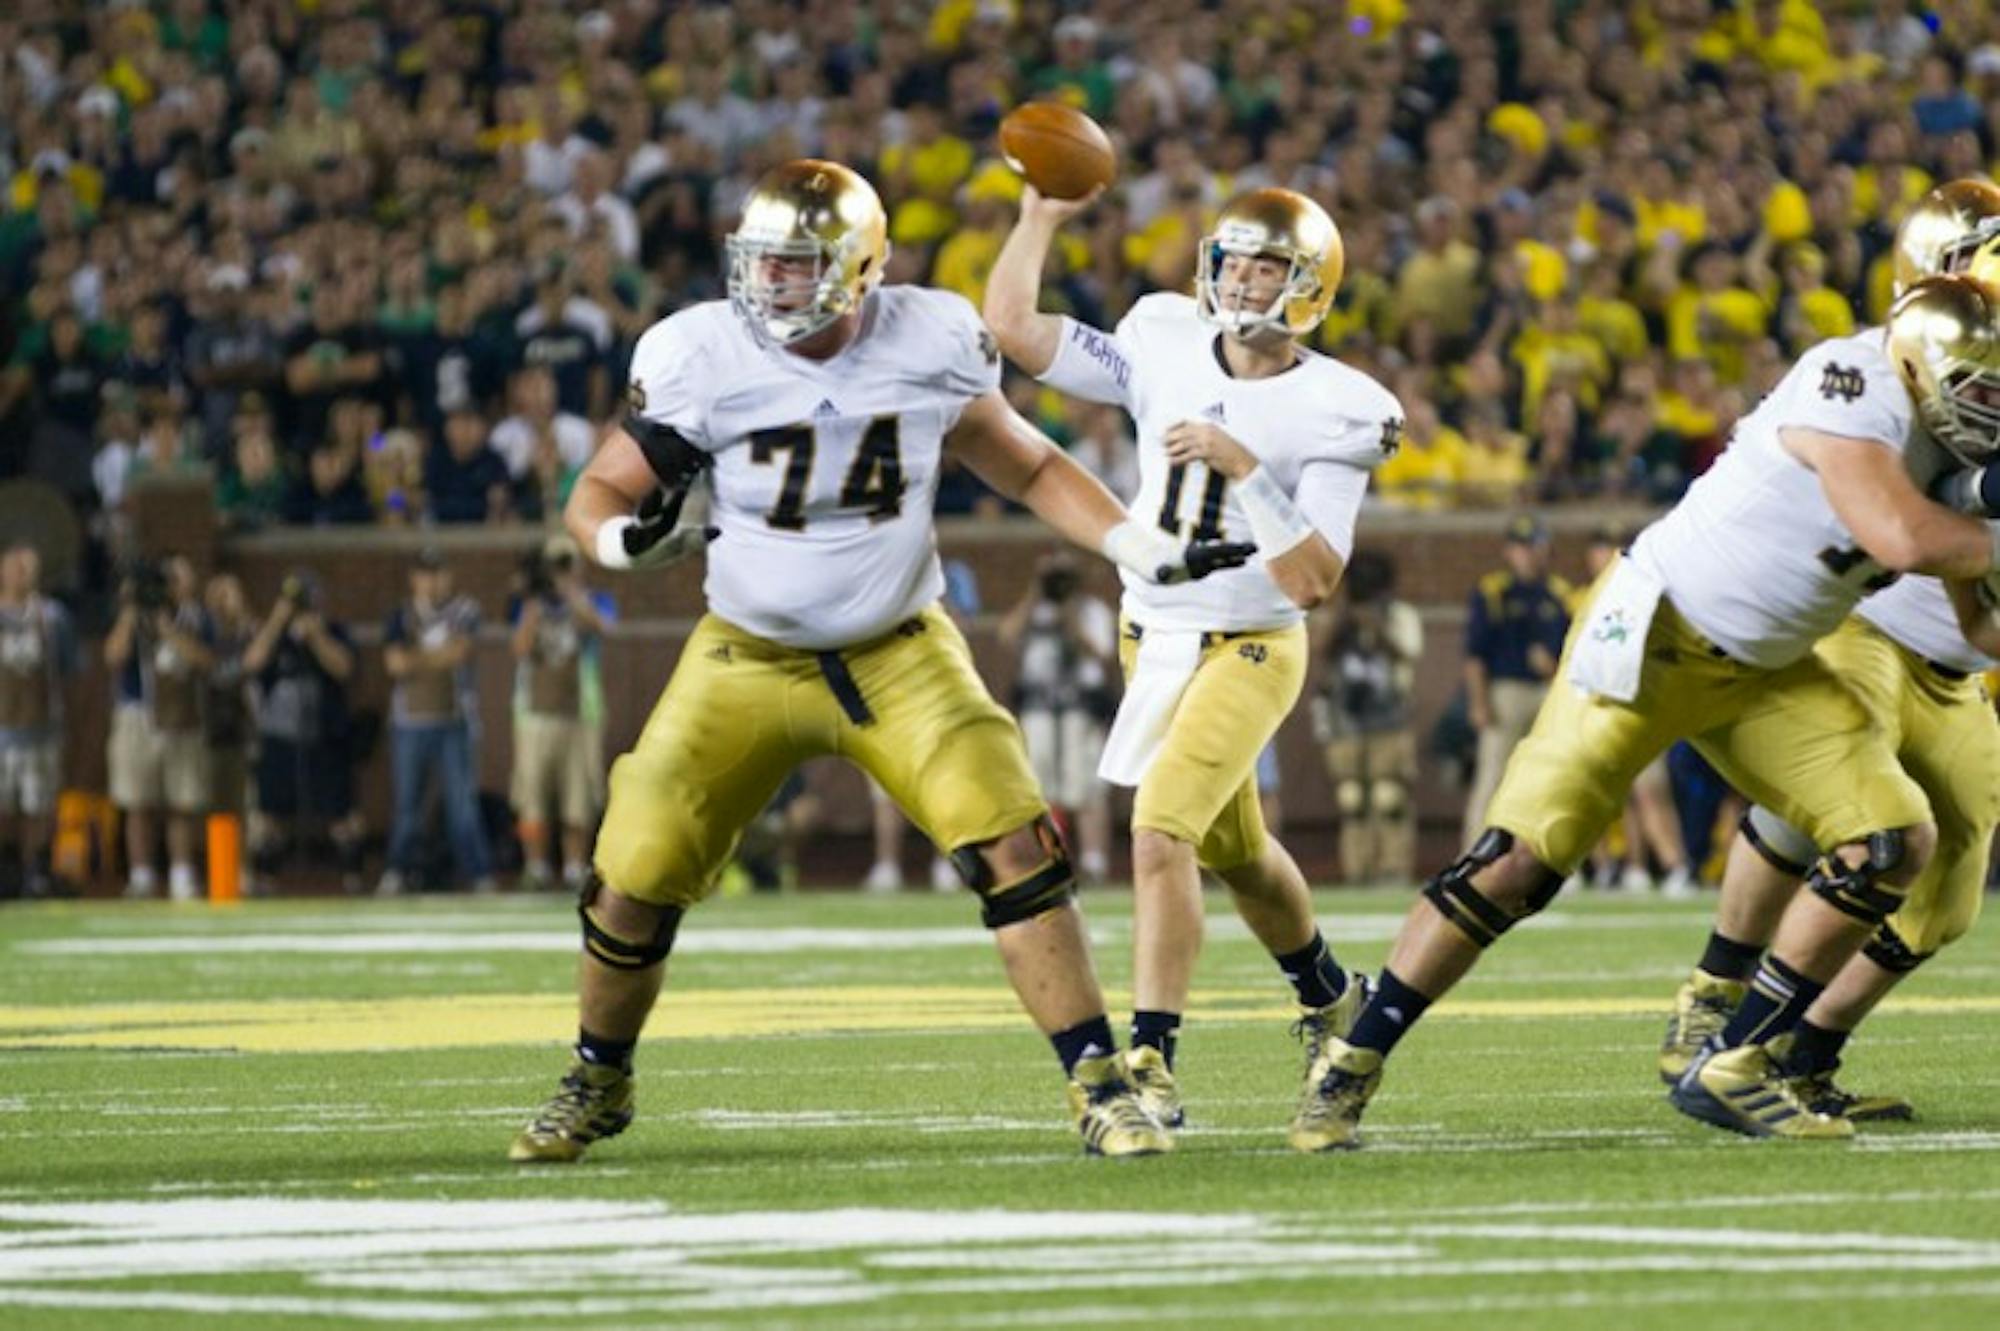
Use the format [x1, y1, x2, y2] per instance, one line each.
[1178, 539, 1258, 583]
[1932, 464, 2000, 517]
[1101, 520, 1257, 585]
[593, 488, 717, 571]
[626, 418, 713, 490]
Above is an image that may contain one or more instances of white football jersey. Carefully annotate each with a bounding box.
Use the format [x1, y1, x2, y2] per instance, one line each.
[1040, 293, 1400, 632]
[624, 286, 1000, 650]
[1630, 328, 1940, 669]
[1856, 571, 1999, 674]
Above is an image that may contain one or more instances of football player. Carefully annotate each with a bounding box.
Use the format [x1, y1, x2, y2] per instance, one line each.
[1289, 267, 2000, 1147]
[509, 160, 1251, 1164]
[984, 183, 1403, 1148]
[1658, 182, 2000, 1117]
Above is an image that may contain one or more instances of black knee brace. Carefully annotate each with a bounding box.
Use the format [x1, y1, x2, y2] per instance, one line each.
[577, 871, 684, 970]
[1805, 830, 1908, 925]
[950, 816, 1076, 929]
[1421, 828, 1564, 948]
[1861, 920, 1930, 974]
[1739, 807, 1813, 877]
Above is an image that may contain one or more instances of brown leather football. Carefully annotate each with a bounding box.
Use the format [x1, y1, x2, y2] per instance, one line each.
[998, 102, 1117, 200]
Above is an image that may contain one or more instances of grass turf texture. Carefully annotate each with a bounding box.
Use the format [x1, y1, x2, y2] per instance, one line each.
[3, 888, 2000, 1330]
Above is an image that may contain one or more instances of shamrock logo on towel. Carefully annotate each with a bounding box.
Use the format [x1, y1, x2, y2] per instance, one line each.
[1591, 608, 1631, 644]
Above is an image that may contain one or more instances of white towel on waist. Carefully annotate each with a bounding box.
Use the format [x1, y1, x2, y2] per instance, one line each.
[1097, 627, 1203, 787]
[1564, 555, 1663, 704]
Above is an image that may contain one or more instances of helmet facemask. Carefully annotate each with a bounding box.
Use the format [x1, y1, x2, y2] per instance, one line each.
[726, 232, 867, 348]
[1195, 235, 1316, 339]
[1924, 362, 2000, 464]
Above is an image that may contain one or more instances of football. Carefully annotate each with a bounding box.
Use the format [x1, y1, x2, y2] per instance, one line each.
[999, 101, 1117, 200]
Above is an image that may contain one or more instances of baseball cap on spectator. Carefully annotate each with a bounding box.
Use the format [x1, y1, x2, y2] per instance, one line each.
[208, 264, 250, 293]
[1486, 103, 1548, 158]
[1969, 45, 2000, 79]
[1504, 515, 1549, 546]
[31, 149, 73, 179]
[230, 127, 271, 156]
[576, 10, 613, 43]
[414, 547, 446, 572]
[1054, 15, 1098, 44]
[1592, 191, 1637, 229]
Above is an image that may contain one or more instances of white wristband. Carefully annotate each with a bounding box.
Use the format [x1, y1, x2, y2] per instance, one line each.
[1233, 465, 1314, 558]
[1101, 520, 1184, 584]
[594, 516, 637, 570]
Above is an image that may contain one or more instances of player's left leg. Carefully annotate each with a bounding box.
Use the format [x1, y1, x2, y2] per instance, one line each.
[1668, 646, 1935, 1138]
[1778, 661, 2000, 1121]
[843, 607, 1166, 1156]
[1119, 623, 1317, 1128]
[1658, 806, 1814, 1083]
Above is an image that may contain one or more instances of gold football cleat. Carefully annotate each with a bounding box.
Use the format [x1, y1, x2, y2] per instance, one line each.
[1067, 1053, 1174, 1157]
[1120, 1045, 1185, 1130]
[1668, 1043, 1855, 1140]
[1288, 1035, 1383, 1153]
[1658, 968, 1746, 1084]
[508, 1060, 636, 1164]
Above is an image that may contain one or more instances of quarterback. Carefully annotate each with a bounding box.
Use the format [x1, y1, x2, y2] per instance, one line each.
[1657, 181, 2000, 1119]
[1297, 269, 2000, 1147]
[985, 182, 1402, 1149]
[509, 160, 1249, 1164]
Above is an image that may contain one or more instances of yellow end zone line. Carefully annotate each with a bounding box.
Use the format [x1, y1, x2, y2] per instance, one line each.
[2, 990, 1997, 1054]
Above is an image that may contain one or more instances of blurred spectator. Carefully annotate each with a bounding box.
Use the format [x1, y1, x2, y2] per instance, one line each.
[508, 535, 613, 892]
[361, 428, 426, 527]
[217, 411, 290, 531]
[282, 285, 384, 454]
[243, 570, 363, 894]
[428, 407, 512, 524]
[378, 551, 493, 897]
[104, 555, 214, 902]
[0, 543, 76, 899]
[998, 552, 1116, 884]
[1461, 516, 1570, 844]
[1312, 551, 1423, 884]
[491, 366, 594, 520]
[286, 442, 374, 526]
[202, 574, 255, 822]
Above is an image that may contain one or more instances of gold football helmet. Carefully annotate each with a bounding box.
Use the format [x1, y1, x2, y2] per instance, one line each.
[1892, 178, 2000, 294]
[1195, 188, 1343, 338]
[726, 159, 890, 346]
[1887, 274, 2000, 463]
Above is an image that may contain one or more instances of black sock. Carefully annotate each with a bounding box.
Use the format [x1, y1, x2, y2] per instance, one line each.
[1050, 1016, 1117, 1076]
[1130, 1010, 1181, 1069]
[576, 1028, 636, 1072]
[1346, 968, 1432, 1057]
[1697, 930, 1763, 983]
[1274, 930, 1348, 1009]
[1780, 1019, 1850, 1075]
[1718, 956, 1824, 1049]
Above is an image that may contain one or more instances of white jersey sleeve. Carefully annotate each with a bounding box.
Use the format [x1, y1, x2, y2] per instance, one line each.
[910, 288, 1003, 419]
[625, 311, 715, 449]
[1771, 336, 1915, 453]
[1856, 568, 2000, 673]
[1293, 369, 1400, 561]
[1039, 311, 1145, 410]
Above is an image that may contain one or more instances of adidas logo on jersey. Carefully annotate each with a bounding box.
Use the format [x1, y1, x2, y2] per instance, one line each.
[1201, 401, 1227, 422]
[813, 398, 840, 418]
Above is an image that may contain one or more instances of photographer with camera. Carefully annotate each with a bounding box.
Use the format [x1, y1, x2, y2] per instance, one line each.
[0, 543, 77, 900]
[104, 555, 216, 901]
[1310, 551, 1424, 884]
[378, 549, 494, 896]
[997, 552, 1116, 883]
[242, 569, 363, 893]
[508, 534, 614, 891]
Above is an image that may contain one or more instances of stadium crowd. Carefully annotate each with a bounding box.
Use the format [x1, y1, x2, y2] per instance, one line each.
[6, 0, 2000, 541]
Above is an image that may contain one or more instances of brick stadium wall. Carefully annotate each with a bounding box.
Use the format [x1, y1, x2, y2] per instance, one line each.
[84, 481, 1655, 880]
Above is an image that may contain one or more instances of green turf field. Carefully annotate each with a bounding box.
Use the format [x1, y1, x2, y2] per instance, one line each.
[4, 886, 2000, 1330]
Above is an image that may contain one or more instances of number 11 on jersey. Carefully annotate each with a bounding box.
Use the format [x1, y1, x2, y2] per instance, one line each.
[1157, 462, 1227, 541]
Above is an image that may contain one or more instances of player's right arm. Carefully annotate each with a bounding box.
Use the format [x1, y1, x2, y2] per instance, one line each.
[1783, 427, 1999, 576]
[984, 184, 1121, 389]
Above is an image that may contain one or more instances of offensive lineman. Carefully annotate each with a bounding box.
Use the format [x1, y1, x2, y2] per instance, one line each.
[1657, 181, 2000, 1117]
[509, 160, 1251, 1164]
[984, 183, 1403, 1149]
[1294, 270, 2000, 1147]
